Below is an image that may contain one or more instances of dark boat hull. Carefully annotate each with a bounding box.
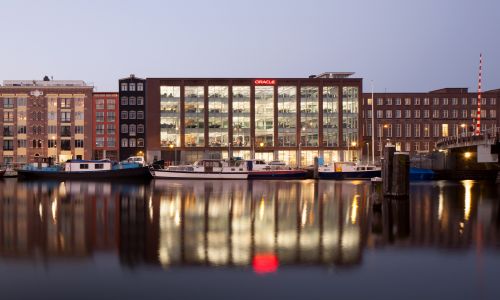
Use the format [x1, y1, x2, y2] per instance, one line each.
[17, 166, 151, 180]
[319, 170, 381, 180]
[248, 170, 308, 179]
[409, 167, 435, 180]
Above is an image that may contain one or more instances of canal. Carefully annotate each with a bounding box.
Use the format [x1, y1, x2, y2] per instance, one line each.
[0, 179, 499, 299]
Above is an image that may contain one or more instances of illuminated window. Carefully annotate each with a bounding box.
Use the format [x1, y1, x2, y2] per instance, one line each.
[232, 86, 251, 147]
[323, 86, 339, 147]
[277, 86, 297, 146]
[184, 86, 205, 147]
[255, 86, 274, 146]
[160, 86, 181, 147]
[342, 86, 358, 147]
[442, 124, 449, 137]
[208, 86, 229, 147]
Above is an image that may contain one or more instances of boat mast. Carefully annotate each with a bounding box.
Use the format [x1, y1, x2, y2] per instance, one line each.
[475, 53, 482, 135]
[371, 80, 375, 165]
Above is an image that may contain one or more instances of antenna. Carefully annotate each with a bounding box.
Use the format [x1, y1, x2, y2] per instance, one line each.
[475, 53, 482, 135]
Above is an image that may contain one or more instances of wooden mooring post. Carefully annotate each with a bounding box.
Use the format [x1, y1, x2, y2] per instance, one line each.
[381, 145, 410, 198]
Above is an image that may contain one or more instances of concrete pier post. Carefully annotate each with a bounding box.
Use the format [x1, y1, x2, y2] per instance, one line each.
[382, 145, 396, 196]
[391, 152, 410, 197]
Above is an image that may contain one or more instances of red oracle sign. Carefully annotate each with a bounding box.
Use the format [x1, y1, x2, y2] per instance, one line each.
[254, 79, 276, 85]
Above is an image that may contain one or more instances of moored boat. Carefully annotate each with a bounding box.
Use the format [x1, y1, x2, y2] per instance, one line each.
[17, 159, 150, 180]
[319, 162, 381, 180]
[150, 159, 248, 179]
[410, 167, 435, 180]
[245, 159, 308, 179]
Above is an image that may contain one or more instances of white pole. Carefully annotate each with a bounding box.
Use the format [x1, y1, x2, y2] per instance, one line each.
[371, 80, 375, 165]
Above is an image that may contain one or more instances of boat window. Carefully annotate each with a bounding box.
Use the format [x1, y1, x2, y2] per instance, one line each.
[80, 164, 89, 169]
[257, 160, 265, 164]
[95, 164, 104, 169]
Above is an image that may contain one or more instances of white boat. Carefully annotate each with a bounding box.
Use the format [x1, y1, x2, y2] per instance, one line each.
[150, 159, 248, 179]
[319, 162, 381, 180]
[245, 159, 308, 179]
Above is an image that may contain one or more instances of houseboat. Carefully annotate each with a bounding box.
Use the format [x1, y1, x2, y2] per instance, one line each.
[17, 159, 150, 180]
[150, 159, 248, 179]
[246, 160, 308, 179]
[319, 162, 381, 180]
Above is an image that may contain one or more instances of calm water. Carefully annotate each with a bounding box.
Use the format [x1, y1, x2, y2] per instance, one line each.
[1, 178, 500, 300]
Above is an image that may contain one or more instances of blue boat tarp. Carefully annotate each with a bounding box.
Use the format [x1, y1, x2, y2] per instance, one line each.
[410, 167, 435, 180]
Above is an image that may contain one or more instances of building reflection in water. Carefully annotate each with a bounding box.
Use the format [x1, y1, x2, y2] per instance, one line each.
[147, 180, 369, 270]
[1, 179, 500, 271]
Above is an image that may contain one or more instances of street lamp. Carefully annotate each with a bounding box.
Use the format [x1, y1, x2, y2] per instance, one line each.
[380, 124, 388, 159]
[350, 141, 357, 162]
[168, 143, 175, 165]
[52, 136, 57, 163]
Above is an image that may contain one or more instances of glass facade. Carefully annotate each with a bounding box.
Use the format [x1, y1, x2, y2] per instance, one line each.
[184, 86, 205, 147]
[232, 86, 251, 147]
[208, 86, 228, 147]
[255, 86, 274, 146]
[300, 87, 319, 146]
[154, 80, 361, 165]
[160, 86, 180, 147]
[277, 86, 296, 146]
[342, 87, 358, 146]
[323, 86, 339, 147]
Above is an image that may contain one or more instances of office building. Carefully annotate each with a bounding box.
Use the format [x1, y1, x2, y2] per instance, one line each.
[143, 72, 363, 166]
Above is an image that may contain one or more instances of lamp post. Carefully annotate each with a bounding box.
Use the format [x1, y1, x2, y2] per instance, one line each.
[351, 141, 357, 162]
[169, 143, 175, 165]
[347, 135, 350, 160]
[52, 136, 57, 163]
[298, 142, 302, 168]
[366, 142, 369, 164]
[380, 124, 388, 159]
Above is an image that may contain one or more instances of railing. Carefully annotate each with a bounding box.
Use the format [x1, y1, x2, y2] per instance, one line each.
[436, 127, 500, 149]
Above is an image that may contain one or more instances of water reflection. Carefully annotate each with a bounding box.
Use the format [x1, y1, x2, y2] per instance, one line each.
[1, 179, 499, 271]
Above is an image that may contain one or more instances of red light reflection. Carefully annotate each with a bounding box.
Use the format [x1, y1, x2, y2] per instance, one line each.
[252, 253, 279, 274]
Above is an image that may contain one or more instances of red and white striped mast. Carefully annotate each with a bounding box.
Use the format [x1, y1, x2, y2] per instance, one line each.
[475, 53, 482, 135]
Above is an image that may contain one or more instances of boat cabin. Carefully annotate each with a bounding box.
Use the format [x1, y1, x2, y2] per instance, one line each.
[268, 160, 286, 166]
[64, 160, 112, 172]
[126, 156, 145, 166]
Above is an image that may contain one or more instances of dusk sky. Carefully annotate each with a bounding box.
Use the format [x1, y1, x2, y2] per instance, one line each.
[1, 0, 499, 92]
